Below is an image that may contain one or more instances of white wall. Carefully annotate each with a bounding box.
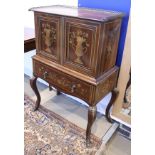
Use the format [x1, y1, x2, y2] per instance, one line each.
[24, 0, 78, 28]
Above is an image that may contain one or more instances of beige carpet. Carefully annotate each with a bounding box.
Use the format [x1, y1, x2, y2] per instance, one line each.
[25, 94, 103, 155]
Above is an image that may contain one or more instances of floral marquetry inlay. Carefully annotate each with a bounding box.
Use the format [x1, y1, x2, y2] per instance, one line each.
[47, 72, 89, 95]
[41, 23, 57, 54]
[95, 72, 118, 102]
[35, 63, 90, 101]
[69, 30, 90, 64]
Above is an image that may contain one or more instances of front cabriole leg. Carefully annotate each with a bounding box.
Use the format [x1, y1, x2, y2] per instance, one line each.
[30, 76, 41, 111]
[86, 106, 97, 147]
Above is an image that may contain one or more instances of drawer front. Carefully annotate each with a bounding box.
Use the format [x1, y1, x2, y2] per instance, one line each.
[33, 60, 92, 103]
[95, 69, 118, 103]
[63, 17, 101, 76]
[35, 13, 60, 62]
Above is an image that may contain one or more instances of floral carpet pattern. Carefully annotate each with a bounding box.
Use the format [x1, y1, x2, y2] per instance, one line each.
[24, 95, 101, 155]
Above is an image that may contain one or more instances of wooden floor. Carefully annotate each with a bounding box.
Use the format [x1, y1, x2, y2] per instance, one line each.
[24, 74, 131, 155]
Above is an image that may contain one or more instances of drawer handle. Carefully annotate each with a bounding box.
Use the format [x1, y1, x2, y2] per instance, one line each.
[43, 71, 48, 79]
[71, 84, 76, 93]
[39, 67, 44, 72]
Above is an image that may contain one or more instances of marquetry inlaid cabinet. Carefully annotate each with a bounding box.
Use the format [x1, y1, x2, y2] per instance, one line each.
[29, 5, 123, 146]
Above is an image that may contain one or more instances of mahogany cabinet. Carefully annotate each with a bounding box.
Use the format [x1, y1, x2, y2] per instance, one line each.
[29, 5, 123, 146]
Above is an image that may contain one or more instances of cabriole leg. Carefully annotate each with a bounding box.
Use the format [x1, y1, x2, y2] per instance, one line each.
[49, 84, 53, 91]
[56, 90, 61, 95]
[86, 106, 97, 147]
[106, 88, 119, 123]
[30, 76, 41, 111]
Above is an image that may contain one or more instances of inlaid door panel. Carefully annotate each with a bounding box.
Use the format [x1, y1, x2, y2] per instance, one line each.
[35, 13, 60, 62]
[63, 18, 101, 76]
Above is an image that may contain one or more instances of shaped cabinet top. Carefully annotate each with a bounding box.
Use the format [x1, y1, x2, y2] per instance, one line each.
[29, 5, 124, 22]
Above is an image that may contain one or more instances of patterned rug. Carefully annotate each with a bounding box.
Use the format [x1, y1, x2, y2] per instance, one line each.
[24, 95, 102, 155]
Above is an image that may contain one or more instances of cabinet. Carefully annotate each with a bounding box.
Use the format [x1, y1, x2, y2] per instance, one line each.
[30, 5, 123, 146]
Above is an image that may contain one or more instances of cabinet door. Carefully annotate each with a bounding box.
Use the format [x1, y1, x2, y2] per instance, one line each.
[63, 18, 101, 76]
[35, 13, 60, 62]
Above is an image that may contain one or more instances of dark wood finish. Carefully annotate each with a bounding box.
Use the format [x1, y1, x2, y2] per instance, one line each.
[56, 90, 61, 95]
[106, 88, 119, 122]
[49, 84, 53, 91]
[95, 69, 119, 104]
[30, 5, 123, 146]
[100, 20, 122, 74]
[33, 12, 122, 78]
[24, 27, 35, 52]
[49, 84, 61, 95]
[30, 76, 41, 111]
[63, 18, 101, 76]
[35, 14, 61, 62]
[86, 106, 97, 147]
[33, 59, 92, 103]
[29, 5, 123, 22]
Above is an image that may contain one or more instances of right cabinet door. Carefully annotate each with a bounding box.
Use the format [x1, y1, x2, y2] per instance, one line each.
[63, 17, 101, 76]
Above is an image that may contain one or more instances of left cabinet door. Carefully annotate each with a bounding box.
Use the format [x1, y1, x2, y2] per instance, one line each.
[34, 12, 61, 63]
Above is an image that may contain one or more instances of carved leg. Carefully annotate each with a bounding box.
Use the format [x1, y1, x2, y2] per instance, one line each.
[56, 90, 61, 95]
[106, 88, 119, 123]
[49, 84, 61, 95]
[30, 76, 41, 111]
[49, 84, 53, 91]
[86, 106, 97, 147]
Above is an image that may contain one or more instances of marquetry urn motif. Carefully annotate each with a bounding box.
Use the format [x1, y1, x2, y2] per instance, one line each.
[41, 22, 56, 54]
[64, 19, 96, 73]
[69, 30, 89, 64]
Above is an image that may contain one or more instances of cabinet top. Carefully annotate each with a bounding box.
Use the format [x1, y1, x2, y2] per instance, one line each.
[29, 5, 124, 22]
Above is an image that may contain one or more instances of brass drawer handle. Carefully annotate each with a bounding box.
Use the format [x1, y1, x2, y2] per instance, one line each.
[71, 84, 76, 93]
[43, 71, 48, 79]
[39, 67, 44, 72]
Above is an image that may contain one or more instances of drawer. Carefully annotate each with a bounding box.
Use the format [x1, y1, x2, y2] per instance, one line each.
[33, 60, 92, 103]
